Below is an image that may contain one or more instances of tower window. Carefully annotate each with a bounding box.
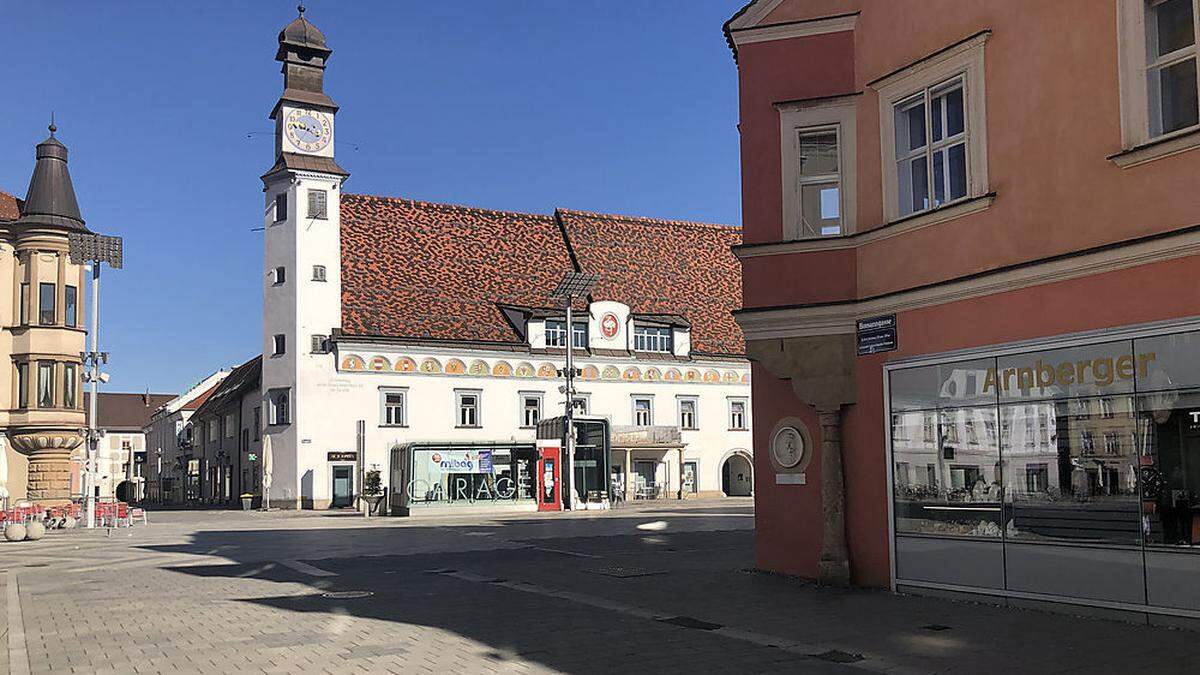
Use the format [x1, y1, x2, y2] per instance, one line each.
[65, 285, 77, 328]
[311, 334, 329, 354]
[39, 282, 56, 325]
[275, 193, 288, 222]
[272, 334, 286, 356]
[312, 265, 327, 282]
[273, 266, 286, 285]
[308, 189, 327, 219]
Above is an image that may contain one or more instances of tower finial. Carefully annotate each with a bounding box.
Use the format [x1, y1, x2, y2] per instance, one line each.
[298, 4, 305, 16]
[49, 111, 57, 136]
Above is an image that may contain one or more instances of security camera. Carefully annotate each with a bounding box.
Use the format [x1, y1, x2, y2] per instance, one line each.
[98, 372, 110, 383]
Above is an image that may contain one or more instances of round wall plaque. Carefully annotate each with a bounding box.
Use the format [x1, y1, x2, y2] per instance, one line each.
[772, 426, 804, 468]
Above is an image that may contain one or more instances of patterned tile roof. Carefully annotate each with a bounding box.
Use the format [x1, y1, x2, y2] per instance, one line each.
[0, 189, 20, 221]
[339, 194, 744, 356]
[558, 209, 744, 356]
[340, 195, 573, 344]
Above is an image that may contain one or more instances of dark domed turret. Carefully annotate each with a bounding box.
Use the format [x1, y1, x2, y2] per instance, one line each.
[279, 5, 328, 52]
[19, 124, 88, 231]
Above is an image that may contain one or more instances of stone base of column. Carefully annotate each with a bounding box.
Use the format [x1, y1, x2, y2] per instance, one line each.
[27, 448, 74, 505]
[9, 431, 85, 506]
[818, 557, 851, 586]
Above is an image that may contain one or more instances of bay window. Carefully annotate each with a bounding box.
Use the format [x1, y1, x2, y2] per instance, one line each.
[37, 361, 54, 408]
[894, 79, 967, 216]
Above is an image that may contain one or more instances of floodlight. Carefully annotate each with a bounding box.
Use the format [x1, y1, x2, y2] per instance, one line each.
[550, 272, 599, 298]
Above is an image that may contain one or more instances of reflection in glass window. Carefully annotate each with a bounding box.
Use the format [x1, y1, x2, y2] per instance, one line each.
[1138, 389, 1200, 546]
[407, 447, 536, 507]
[892, 406, 1003, 537]
[1001, 397, 1140, 544]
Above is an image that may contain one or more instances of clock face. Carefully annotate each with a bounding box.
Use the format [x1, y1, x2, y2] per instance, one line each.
[772, 427, 804, 468]
[284, 108, 332, 153]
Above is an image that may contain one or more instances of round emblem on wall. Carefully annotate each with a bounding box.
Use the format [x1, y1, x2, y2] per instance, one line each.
[772, 427, 804, 469]
[600, 312, 620, 339]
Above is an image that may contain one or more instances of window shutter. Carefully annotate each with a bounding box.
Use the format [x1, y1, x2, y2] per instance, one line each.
[312, 265, 327, 282]
[308, 190, 327, 219]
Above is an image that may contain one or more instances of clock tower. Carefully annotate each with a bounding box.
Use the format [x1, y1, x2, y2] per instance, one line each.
[261, 5, 349, 508]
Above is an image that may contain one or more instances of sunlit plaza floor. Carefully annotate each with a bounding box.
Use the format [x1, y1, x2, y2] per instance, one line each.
[3, 498, 1199, 674]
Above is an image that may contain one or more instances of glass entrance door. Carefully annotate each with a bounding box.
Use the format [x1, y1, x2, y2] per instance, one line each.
[331, 465, 353, 508]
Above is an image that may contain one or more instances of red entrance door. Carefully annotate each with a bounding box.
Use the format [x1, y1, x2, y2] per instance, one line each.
[537, 442, 562, 512]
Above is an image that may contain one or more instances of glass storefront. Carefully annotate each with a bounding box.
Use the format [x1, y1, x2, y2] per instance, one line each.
[400, 444, 537, 509]
[889, 326, 1200, 612]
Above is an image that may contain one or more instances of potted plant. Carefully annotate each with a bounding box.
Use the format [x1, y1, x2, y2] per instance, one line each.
[362, 469, 383, 518]
[240, 493, 254, 512]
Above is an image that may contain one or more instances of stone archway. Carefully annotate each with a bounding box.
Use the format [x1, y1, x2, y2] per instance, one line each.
[720, 449, 754, 497]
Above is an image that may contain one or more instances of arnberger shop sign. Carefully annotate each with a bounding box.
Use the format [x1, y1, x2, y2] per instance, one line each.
[983, 351, 1157, 394]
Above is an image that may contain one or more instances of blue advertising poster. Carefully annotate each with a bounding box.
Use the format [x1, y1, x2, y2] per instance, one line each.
[478, 450, 493, 474]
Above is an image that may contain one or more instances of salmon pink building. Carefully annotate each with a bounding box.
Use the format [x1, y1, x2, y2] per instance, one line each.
[727, 0, 1200, 622]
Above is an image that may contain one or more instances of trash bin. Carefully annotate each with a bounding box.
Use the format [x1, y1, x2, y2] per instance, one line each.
[241, 494, 253, 511]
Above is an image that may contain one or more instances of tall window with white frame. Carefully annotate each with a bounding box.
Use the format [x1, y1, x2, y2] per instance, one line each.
[633, 325, 672, 353]
[729, 398, 748, 431]
[894, 77, 967, 216]
[797, 128, 842, 237]
[633, 397, 653, 427]
[1147, 0, 1200, 136]
[521, 393, 543, 428]
[268, 388, 290, 426]
[381, 388, 406, 426]
[678, 397, 698, 430]
[456, 391, 480, 428]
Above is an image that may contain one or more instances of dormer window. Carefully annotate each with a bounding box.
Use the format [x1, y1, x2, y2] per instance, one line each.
[633, 325, 672, 353]
[546, 320, 587, 349]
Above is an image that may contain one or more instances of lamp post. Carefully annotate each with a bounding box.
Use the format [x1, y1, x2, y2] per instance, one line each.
[69, 231, 123, 528]
[549, 271, 598, 510]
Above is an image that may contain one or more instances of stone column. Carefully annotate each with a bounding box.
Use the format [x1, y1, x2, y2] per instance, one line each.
[816, 405, 850, 585]
[677, 447, 685, 500]
[624, 448, 632, 499]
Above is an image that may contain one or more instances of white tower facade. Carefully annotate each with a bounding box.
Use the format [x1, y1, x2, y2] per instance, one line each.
[261, 7, 349, 508]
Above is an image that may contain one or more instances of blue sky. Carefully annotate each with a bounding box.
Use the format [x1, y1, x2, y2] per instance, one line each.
[3, 1, 743, 395]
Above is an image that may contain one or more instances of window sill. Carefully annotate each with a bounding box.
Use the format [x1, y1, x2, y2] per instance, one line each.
[733, 193, 995, 258]
[455, 425, 481, 429]
[379, 424, 408, 428]
[1108, 127, 1200, 168]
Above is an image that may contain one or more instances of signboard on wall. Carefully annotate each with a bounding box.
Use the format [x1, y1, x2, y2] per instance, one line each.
[327, 451, 357, 462]
[857, 315, 897, 356]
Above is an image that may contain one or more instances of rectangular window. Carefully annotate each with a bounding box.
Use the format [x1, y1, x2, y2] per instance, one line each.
[678, 397, 698, 430]
[521, 393, 543, 427]
[37, 361, 54, 408]
[1147, 0, 1199, 136]
[17, 363, 28, 408]
[894, 78, 967, 216]
[633, 325, 672, 353]
[63, 363, 76, 408]
[545, 320, 587, 349]
[797, 128, 842, 237]
[39, 282, 55, 325]
[311, 335, 328, 354]
[729, 399, 748, 430]
[381, 388, 407, 426]
[456, 391, 480, 427]
[253, 407, 261, 440]
[272, 334, 286, 356]
[312, 265, 327, 282]
[273, 266, 286, 285]
[268, 388, 290, 425]
[874, 32, 987, 219]
[308, 189, 327, 219]
[224, 414, 236, 439]
[633, 397, 653, 427]
[275, 193, 288, 222]
[19, 283, 28, 325]
[572, 394, 590, 414]
[208, 419, 218, 442]
[64, 285, 77, 328]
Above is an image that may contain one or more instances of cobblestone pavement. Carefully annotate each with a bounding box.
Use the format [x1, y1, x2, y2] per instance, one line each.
[3, 499, 1200, 674]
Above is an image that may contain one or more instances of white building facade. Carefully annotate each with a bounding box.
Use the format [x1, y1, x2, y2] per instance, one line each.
[254, 8, 751, 512]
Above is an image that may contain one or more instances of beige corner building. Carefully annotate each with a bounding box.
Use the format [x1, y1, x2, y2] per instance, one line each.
[0, 126, 91, 504]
